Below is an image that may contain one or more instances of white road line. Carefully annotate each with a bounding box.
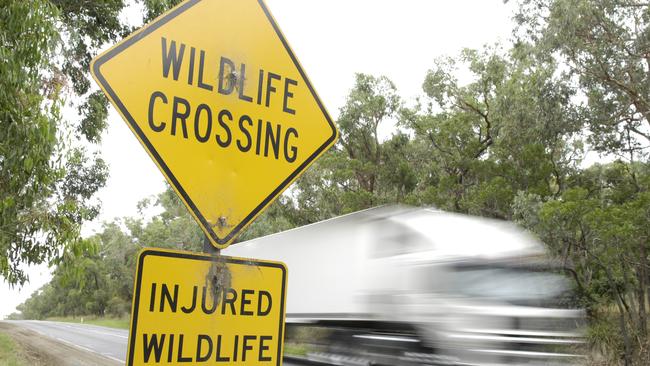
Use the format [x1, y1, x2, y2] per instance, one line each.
[55, 337, 125, 363]
[102, 353, 126, 363]
[47, 322, 128, 339]
[72, 327, 128, 339]
[31, 329, 48, 337]
[55, 337, 95, 352]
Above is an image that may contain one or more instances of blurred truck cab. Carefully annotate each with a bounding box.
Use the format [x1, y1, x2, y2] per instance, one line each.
[224, 206, 585, 365]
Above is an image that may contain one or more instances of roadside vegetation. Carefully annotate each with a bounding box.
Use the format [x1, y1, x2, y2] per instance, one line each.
[45, 316, 129, 330]
[2, 0, 649, 365]
[0, 332, 26, 366]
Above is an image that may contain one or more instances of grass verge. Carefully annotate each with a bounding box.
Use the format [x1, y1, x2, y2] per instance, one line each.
[46, 316, 129, 330]
[284, 343, 309, 356]
[0, 332, 25, 366]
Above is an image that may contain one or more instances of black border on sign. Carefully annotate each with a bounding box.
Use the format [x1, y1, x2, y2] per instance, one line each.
[127, 249, 287, 366]
[92, 0, 338, 246]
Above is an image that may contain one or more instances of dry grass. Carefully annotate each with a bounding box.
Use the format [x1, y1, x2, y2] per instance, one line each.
[0, 332, 24, 366]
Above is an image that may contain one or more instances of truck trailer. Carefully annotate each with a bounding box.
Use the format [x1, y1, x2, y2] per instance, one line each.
[223, 206, 584, 365]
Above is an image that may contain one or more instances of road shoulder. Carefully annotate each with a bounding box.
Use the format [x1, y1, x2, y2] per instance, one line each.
[0, 322, 119, 366]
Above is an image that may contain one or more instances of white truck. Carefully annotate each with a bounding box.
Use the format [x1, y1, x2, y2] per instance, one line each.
[223, 206, 584, 365]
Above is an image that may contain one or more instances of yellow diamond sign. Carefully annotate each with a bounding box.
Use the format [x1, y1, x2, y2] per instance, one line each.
[91, 0, 338, 248]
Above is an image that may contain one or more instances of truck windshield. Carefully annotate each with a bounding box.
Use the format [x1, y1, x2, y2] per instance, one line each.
[454, 267, 569, 302]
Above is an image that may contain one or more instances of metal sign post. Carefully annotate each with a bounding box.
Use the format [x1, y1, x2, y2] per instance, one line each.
[90, 1, 337, 364]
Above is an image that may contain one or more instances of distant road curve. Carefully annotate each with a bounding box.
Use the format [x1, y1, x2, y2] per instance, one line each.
[5, 320, 309, 365]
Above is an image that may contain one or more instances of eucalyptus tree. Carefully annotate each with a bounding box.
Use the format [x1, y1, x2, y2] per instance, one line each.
[402, 45, 580, 218]
[510, 1, 650, 362]
[0, 0, 130, 285]
[514, 0, 650, 161]
[288, 73, 410, 223]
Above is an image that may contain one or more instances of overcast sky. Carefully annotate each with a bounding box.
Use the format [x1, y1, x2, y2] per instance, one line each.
[1, 0, 516, 318]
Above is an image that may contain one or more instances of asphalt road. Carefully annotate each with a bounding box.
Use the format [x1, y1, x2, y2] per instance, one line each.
[8, 320, 128, 363]
[7, 320, 305, 365]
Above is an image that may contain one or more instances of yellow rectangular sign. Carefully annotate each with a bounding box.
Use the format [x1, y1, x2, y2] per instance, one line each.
[127, 249, 287, 365]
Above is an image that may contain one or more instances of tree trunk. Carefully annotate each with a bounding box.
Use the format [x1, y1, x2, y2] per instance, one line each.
[639, 243, 648, 339]
[589, 249, 633, 365]
[615, 295, 633, 366]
